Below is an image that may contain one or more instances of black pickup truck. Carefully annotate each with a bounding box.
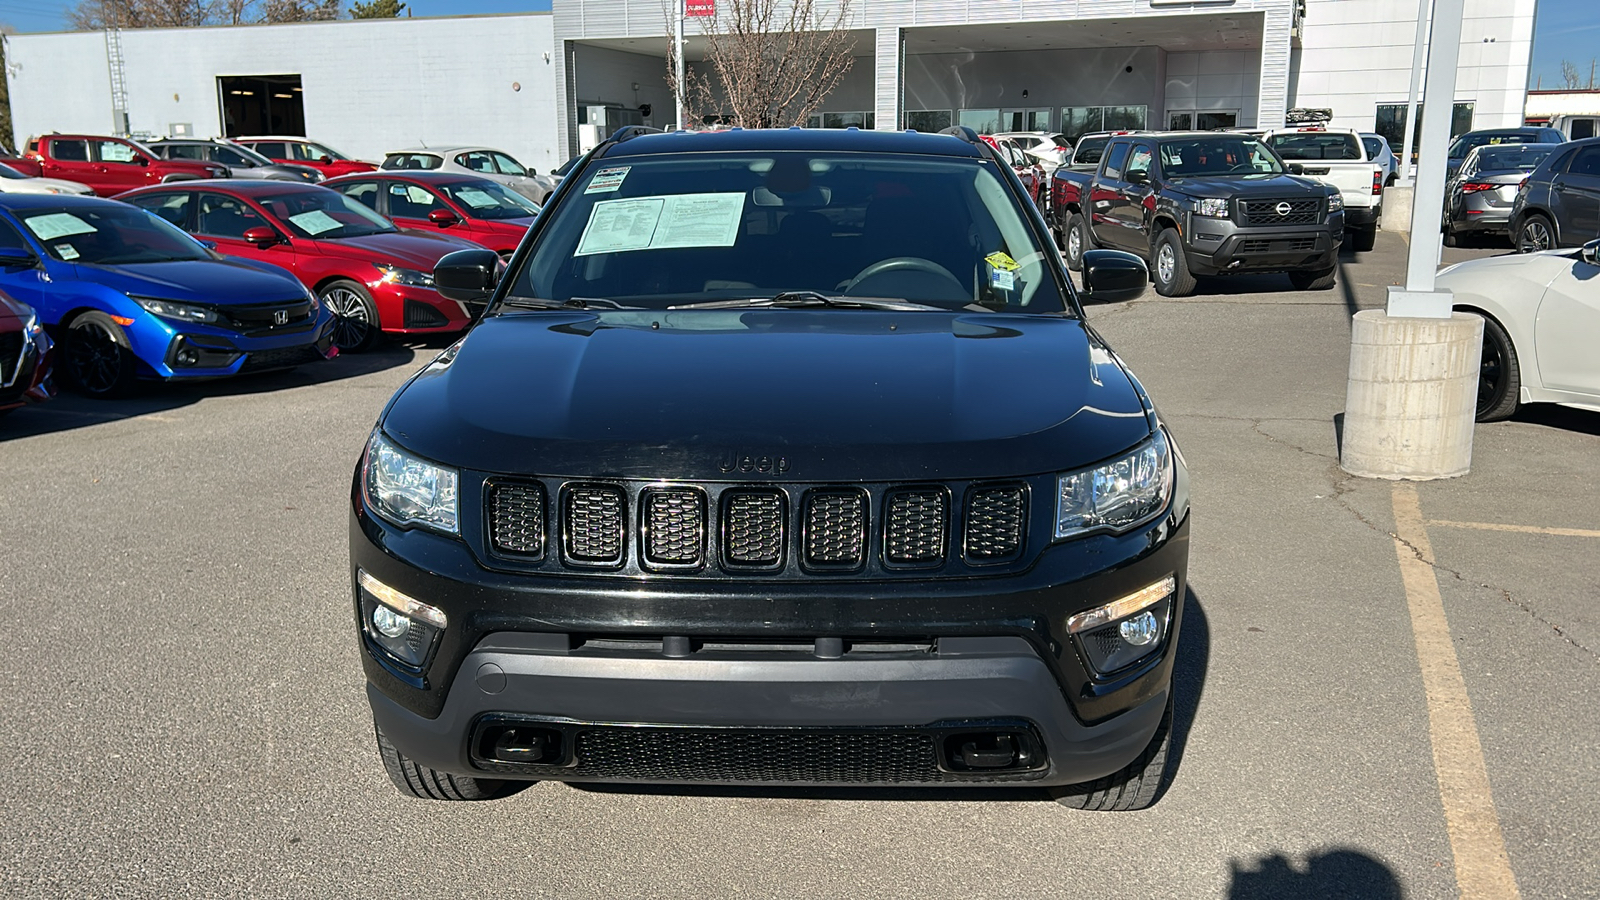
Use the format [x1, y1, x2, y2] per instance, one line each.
[1050, 132, 1346, 296]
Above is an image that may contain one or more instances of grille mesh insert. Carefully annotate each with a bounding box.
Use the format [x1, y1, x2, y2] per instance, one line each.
[564, 485, 625, 564]
[804, 491, 866, 567]
[965, 486, 1026, 561]
[1240, 198, 1322, 226]
[885, 489, 947, 565]
[724, 492, 785, 566]
[573, 728, 940, 783]
[644, 489, 704, 566]
[489, 481, 546, 556]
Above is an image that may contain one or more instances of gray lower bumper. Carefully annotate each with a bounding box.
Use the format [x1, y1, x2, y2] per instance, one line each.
[369, 633, 1170, 788]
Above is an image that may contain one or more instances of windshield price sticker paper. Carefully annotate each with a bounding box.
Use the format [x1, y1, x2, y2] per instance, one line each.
[576, 193, 746, 256]
[288, 210, 343, 236]
[455, 188, 499, 209]
[25, 213, 98, 241]
[585, 166, 631, 194]
[55, 243, 80, 260]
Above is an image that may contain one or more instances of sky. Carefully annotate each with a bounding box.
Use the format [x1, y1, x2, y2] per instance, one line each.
[0, 0, 1594, 91]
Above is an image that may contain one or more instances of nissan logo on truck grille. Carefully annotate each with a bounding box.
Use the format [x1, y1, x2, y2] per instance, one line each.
[1275, 201, 1293, 216]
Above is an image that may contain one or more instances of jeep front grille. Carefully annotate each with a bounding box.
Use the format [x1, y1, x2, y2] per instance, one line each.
[723, 491, 785, 566]
[489, 481, 546, 557]
[884, 489, 948, 565]
[964, 485, 1026, 562]
[563, 485, 626, 565]
[1239, 198, 1323, 226]
[643, 488, 705, 567]
[804, 490, 867, 568]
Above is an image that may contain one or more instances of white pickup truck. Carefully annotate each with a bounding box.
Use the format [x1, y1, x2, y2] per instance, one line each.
[1263, 128, 1384, 251]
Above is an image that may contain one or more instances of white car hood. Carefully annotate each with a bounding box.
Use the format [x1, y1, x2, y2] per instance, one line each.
[0, 176, 94, 195]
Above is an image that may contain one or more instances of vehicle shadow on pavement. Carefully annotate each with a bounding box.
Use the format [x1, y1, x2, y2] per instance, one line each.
[567, 588, 1212, 808]
[0, 341, 428, 442]
[1226, 847, 1402, 899]
[1503, 403, 1600, 437]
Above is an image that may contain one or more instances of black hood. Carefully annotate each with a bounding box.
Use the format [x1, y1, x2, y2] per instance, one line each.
[1165, 173, 1328, 199]
[380, 310, 1153, 482]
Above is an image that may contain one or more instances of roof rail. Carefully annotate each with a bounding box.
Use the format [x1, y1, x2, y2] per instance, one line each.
[938, 125, 984, 145]
[609, 125, 665, 144]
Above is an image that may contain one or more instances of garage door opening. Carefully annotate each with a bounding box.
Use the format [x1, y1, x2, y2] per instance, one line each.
[219, 74, 305, 137]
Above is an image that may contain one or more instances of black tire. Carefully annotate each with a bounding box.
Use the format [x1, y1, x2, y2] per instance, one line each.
[1051, 695, 1173, 811]
[1442, 226, 1458, 248]
[1516, 213, 1555, 254]
[1474, 314, 1521, 422]
[376, 725, 506, 801]
[1063, 212, 1089, 272]
[1288, 268, 1337, 291]
[1151, 228, 1196, 297]
[320, 279, 382, 353]
[63, 310, 138, 398]
[1350, 226, 1377, 252]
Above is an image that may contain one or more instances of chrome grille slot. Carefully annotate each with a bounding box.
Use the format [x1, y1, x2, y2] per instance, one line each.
[488, 480, 546, 557]
[723, 490, 785, 567]
[964, 485, 1026, 562]
[643, 487, 705, 568]
[884, 488, 948, 566]
[804, 490, 866, 568]
[563, 485, 626, 565]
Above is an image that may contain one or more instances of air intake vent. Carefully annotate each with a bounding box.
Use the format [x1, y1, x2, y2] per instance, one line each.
[884, 488, 948, 566]
[804, 490, 866, 568]
[643, 488, 705, 568]
[964, 485, 1026, 562]
[723, 491, 785, 567]
[564, 485, 626, 566]
[403, 298, 450, 329]
[488, 481, 546, 557]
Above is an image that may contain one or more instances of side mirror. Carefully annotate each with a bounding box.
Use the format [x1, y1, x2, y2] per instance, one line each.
[1126, 169, 1150, 185]
[1080, 249, 1148, 303]
[318, 156, 333, 164]
[1288, 163, 1305, 175]
[242, 225, 281, 246]
[427, 208, 460, 227]
[434, 248, 501, 304]
[136, 156, 150, 166]
[0, 248, 37, 268]
[1582, 239, 1599, 267]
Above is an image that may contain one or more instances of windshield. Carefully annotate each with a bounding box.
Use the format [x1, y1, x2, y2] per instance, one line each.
[1073, 137, 1110, 165]
[439, 180, 540, 219]
[1469, 145, 1554, 173]
[1449, 133, 1536, 157]
[0, 163, 25, 180]
[307, 142, 349, 161]
[1266, 132, 1362, 161]
[21, 205, 212, 264]
[507, 150, 1068, 314]
[222, 144, 274, 166]
[255, 189, 395, 239]
[1159, 137, 1286, 176]
[1362, 137, 1385, 159]
[492, 154, 528, 176]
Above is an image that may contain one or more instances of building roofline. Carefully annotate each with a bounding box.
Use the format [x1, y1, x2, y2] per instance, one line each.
[5, 10, 550, 39]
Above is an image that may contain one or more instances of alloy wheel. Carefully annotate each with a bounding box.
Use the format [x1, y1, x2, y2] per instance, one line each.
[1518, 219, 1552, 253]
[1067, 225, 1081, 264]
[323, 287, 372, 350]
[67, 321, 123, 395]
[1478, 331, 1504, 417]
[1157, 244, 1175, 285]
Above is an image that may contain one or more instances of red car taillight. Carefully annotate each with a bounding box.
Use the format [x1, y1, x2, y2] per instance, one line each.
[1372, 170, 1383, 195]
[1460, 182, 1498, 193]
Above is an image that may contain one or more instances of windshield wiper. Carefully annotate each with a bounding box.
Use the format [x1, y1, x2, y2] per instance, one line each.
[669, 291, 941, 311]
[501, 296, 639, 310]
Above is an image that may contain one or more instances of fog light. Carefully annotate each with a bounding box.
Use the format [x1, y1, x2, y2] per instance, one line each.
[176, 348, 200, 366]
[1119, 610, 1160, 646]
[371, 604, 409, 639]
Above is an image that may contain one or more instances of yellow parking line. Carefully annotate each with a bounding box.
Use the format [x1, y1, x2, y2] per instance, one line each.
[1392, 484, 1521, 900]
[1428, 519, 1600, 539]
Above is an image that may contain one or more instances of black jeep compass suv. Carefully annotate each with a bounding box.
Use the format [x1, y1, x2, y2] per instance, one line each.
[350, 126, 1191, 810]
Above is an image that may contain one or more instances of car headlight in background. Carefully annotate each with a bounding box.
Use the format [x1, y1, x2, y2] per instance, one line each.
[1194, 198, 1229, 218]
[1327, 193, 1344, 212]
[134, 296, 219, 324]
[378, 265, 434, 288]
[363, 430, 458, 534]
[1055, 429, 1173, 540]
[20, 306, 42, 336]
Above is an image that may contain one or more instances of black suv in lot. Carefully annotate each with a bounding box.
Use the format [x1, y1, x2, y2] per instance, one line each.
[350, 126, 1191, 810]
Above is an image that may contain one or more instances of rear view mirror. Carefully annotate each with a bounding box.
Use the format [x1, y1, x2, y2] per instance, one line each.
[427, 208, 460, 227]
[242, 225, 281, 246]
[1288, 163, 1305, 175]
[1126, 170, 1150, 185]
[1582, 239, 1599, 267]
[434, 248, 501, 305]
[1080, 249, 1147, 303]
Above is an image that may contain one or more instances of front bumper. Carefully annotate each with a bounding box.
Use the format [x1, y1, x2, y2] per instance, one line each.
[144, 314, 337, 380]
[0, 327, 54, 411]
[1184, 216, 1342, 276]
[1344, 203, 1381, 229]
[369, 282, 477, 335]
[352, 487, 1190, 787]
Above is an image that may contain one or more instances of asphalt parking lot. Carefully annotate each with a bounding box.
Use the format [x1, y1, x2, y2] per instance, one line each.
[2, 231, 1596, 899]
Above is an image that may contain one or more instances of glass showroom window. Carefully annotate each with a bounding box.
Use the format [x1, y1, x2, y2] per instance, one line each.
[959, 109, 1001, 135]
[805, 111, 876, 129]
[1061, 105, 1149, 143]
[1375, 102, 1475, 161]
[907, 110, 953, 132]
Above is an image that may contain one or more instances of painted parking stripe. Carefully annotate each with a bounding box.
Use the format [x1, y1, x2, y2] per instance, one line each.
[1392, 484, 1522, 900]
[1428, 519, 1600, 539]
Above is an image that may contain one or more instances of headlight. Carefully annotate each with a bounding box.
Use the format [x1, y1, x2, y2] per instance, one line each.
[363, 430, 458, 534]
[379, 265, 434, 288]
[1055, 430, 1172, 540]
[134, 296, 219, 324]
[1327, 193, 1344, 212]
[1194, 198, 1229, 218]
[20, 306, 41, 336]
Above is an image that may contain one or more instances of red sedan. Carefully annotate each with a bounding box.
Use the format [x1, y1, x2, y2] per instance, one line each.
[232, 136, 376, 179]
[0, 291, 54, 416]
[323, 170, 539, 258]
[116, 182, 486, 352]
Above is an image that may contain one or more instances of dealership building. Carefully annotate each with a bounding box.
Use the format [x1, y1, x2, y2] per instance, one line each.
[5, 0, 1536, 170]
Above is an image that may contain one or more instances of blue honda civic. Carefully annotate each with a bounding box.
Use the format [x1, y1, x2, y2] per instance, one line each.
[0, 194, 337, 397]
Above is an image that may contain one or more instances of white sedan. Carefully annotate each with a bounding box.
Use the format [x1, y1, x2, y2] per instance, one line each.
[380, 146, 557, 204]
[0, 162, 92, 195]
[1439, 239, 1600, 421]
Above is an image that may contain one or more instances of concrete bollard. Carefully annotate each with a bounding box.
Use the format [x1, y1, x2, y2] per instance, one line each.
[1383, 185, 1413, 234]
[1340, 309, 1483, 480]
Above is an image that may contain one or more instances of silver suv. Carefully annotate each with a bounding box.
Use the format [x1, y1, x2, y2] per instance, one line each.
[146, 138, 323, 183]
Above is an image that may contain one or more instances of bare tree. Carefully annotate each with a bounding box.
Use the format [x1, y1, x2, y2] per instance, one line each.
[67, 0, 342, 28]
[668, 0, 856, 130]
[1561, 60, 1583, 90]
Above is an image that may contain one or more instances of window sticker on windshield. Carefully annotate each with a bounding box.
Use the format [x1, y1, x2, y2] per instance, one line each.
[405, 185, 433, 204]
[575, 193, 746, 256]
[55, 243, 80, 260]
[455, 188, 499, 209]
[585, 166, 631, 194]
[25, 212, 98, 241]
[288, 210, 342, 236]
[984, 251, 1020, 272]
[990, 269, 1015, 291]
